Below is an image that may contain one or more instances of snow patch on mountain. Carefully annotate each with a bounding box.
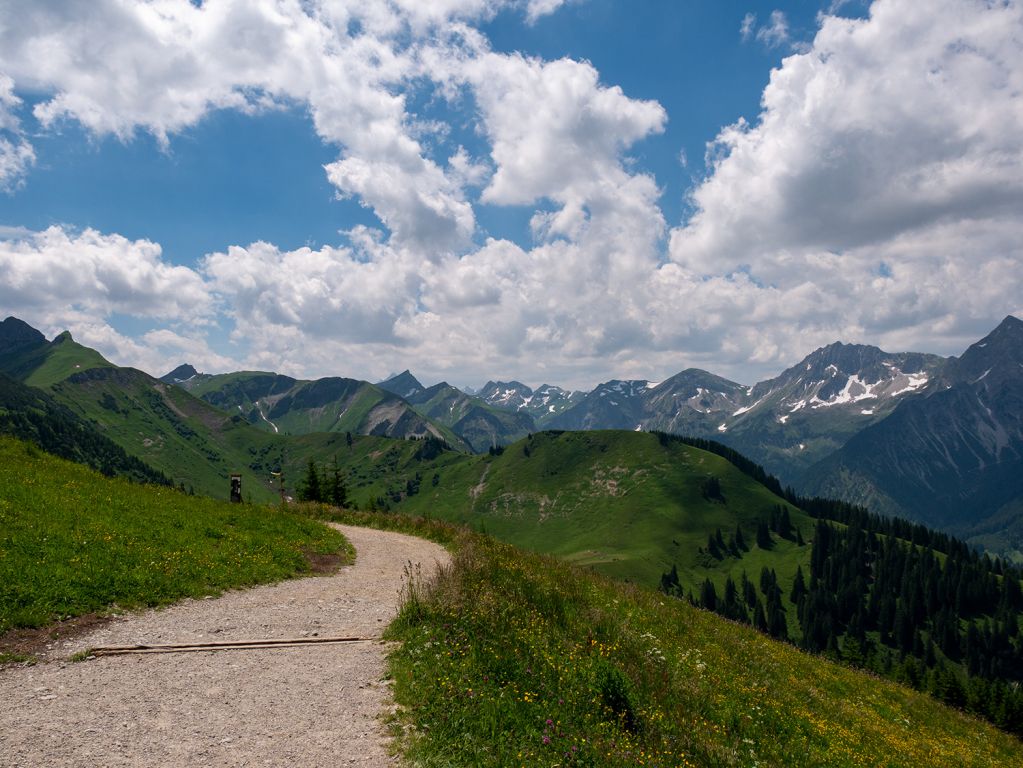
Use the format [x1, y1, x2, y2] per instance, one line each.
[889, 373, 929, 397]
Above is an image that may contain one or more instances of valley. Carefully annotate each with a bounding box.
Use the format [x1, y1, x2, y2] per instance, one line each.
[4, 313, 1023, 747]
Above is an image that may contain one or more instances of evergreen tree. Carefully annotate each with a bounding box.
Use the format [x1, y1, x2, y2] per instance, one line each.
[734, 524, 747, 552]
[298, 459, 322, 502]
[700, 578, 718, 612]
[790, 565, 807, 605]
[326, 456, 347, 507]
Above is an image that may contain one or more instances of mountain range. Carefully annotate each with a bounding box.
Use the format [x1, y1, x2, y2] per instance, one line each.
[3, 313, 1022, 557]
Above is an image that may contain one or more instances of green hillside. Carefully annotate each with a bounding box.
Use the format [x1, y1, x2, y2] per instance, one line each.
[46, 366, 286, 503]
[0, 372, 169, 485]
[0, 325, 114, 389]
[336, 513, 1023, 766]
[0, 435, 347, 635]
[404, 430, 810, 591]
[304, 430, 813, 600]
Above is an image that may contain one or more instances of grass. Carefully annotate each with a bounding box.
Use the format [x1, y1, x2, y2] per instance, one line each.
[385, 531, 1023, 767]
[21, 332, 115, 389]
[0, 435, 350, 633]
[365, 431, 813, 602]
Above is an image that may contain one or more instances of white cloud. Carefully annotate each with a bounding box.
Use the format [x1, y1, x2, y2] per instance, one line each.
[0, 73, 34, 190]
[669, 0, 1023, 368]
[524, 0, 570, 24]
[460, 53, 667, 208]
[756, 10, 791, 49]
[740, 12, 757, 42]
[1, 1, 1021, 390]
[0, 226, 212, 322]
[0, 0, 580, 252]
[0, 0, 483, 253]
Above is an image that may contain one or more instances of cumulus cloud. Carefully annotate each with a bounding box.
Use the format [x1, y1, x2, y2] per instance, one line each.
[0, 0, 579, 252]
[0, 226, 212, 322]
[670, 0, 1023, 368]
[0, 225, 225, 375]
[0, 0, 483, 253]
[1, 1, 1021, 389]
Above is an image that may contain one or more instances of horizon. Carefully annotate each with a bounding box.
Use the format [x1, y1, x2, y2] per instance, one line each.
[9, 312, 1018, 394]
[1, 1, 1021, 389]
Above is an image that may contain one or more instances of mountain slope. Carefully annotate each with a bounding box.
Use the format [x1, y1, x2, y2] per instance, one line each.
[169, 368, 469, 449]
[405, 382, 535, 452]
[476, 380, 582, 425]
[802, 316, 1023, 549]
[0, 372, 169, 485]
[47, 365, 285, 501]
[0, 318, 114, 389]
[546, 379, 653, 430]
[544, 346, 945, 482]
[718, 342, 946, 479]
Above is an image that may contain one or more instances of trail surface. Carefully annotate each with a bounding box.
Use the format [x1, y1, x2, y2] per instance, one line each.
[0, 524, 448, 767]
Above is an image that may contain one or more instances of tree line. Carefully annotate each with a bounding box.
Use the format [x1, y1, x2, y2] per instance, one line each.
[661, 508, 1023, 737]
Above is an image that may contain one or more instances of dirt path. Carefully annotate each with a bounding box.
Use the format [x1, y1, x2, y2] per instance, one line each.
[0, 525, 448, 767]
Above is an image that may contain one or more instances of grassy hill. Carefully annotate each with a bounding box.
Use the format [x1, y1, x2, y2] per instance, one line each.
[0, 322, 115, 389]
[0, 435, 347, 635]
[304, 510, 1023, 766]
[304, 430, 813, 606]
[48, 366, 287, 503]
[0, 372, 169, 485]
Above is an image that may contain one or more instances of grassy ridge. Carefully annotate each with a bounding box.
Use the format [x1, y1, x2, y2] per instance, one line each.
[0, 436, 348, 633]
[386, 531, 1023, 767]
[342, 431, 813, 601]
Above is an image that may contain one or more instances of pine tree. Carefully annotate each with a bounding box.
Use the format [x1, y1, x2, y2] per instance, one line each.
[700, 578, 718, 612]
[298, 459, 322, 502]
[790, 565, 807, 605]
[326, 456, 347, 507]
[756, 520, 772, 549]
[734, 524, 747, 552]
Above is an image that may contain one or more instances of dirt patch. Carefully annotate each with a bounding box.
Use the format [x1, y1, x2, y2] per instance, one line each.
[0, 613, 113, 662]
[303, 548, 347, 575]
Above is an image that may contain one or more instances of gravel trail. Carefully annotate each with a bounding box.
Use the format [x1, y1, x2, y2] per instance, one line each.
[0, 524, 448, 767]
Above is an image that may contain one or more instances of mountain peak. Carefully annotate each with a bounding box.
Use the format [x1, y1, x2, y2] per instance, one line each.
[51, 330, 74, 344]
[0, 316, 46, 355]
[953, 315, 1023, 382]
[161, 363, 200, 383]
[988, 314, 1023, 341]
[377, 369, 425, 399]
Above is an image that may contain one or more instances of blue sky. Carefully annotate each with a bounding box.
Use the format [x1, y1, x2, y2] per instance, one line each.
[0, 0, 1019, 389]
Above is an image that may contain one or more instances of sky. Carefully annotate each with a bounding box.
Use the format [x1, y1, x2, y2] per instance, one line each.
[1, 0, 1021, 391]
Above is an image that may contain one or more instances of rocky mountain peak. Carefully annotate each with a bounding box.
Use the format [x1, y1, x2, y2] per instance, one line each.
[950, 314, 1023, 386]
[0, 316, 46, 355]
[377, 369, 425, 399]
[161, 363, 199, 383]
